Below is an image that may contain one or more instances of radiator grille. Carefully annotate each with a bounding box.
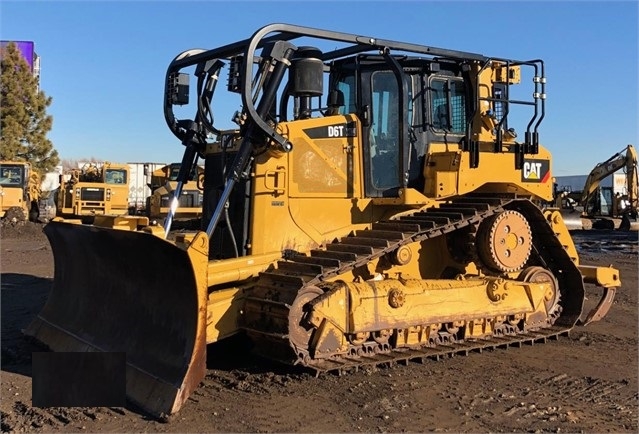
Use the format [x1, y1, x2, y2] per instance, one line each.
[80, 188, 104, 201]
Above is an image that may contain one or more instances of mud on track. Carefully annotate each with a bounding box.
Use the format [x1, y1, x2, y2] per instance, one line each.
[1, 221, 637, 433]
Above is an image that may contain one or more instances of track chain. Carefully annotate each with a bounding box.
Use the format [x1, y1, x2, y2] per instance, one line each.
[241, 195, 584, 373]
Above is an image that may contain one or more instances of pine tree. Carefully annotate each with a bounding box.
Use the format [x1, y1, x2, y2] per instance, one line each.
[1, 41, 59, 174]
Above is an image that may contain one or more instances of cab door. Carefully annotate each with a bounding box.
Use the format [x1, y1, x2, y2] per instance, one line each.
[359, 70, 402, 197]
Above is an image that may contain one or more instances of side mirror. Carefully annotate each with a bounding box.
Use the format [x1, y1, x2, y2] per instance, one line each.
[168, 72, 189, 105]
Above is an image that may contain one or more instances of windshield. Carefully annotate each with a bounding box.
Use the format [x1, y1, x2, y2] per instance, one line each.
[0, 164, 26, 187]
[105, 169, 127, 184]
[168, 165, 200, 182]
[169, 166, 181, 181]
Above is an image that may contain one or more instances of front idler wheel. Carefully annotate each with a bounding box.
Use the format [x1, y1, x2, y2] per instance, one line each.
[288, 286, 324, 352]
[518, 266, 561, 319]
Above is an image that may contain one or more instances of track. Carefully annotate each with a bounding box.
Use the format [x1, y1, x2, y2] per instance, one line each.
[241, 196, 585, 373]
[302, 326, 569, 375]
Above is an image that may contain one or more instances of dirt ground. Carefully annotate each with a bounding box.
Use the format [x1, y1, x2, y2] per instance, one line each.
[1, 220, 637, 433]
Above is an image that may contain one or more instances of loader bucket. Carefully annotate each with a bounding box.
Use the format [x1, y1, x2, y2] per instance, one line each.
[25, 221, 209, 417]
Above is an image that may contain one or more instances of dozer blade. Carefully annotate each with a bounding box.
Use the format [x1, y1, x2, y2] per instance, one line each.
[24, 221, 209, 417]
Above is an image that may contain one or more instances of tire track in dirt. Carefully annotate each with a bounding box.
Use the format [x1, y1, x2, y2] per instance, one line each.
[1, 401, 127, 433]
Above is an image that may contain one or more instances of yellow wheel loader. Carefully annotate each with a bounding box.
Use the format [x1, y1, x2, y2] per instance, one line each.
[26, 24, 622, 418]
[0, 160, 40, 222]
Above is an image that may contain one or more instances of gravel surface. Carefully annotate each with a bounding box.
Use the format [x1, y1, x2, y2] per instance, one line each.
[1, 222, 637, 433]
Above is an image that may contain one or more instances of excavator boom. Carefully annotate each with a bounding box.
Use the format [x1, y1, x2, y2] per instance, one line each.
[580, 145, 638, 214]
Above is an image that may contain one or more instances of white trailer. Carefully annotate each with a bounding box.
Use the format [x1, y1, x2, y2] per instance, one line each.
[127, 162, 167, 214]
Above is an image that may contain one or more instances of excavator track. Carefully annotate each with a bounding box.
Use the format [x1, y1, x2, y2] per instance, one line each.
[241, 196, 585, 373]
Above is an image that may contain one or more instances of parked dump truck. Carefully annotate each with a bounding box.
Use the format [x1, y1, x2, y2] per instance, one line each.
[146, 162, 204, 224]
[27, 24, 622, 418]
[56, 162, 130, 222]
[0, 160, 40, 222]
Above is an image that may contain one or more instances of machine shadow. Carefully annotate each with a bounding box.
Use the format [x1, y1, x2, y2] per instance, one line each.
[1, 272, 52, 378]
[0, 272, 307, 421]
[205, 332, 311, 377]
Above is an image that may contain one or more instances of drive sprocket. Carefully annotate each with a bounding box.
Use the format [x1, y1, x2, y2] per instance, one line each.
[477, 210, 532, 273]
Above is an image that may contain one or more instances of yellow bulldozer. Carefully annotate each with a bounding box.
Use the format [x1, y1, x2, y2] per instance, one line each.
[146, 162, 204, 227]
[26, 24, 622, 417]
[56, 161, 130, 222]
[0, 160, 41, 222]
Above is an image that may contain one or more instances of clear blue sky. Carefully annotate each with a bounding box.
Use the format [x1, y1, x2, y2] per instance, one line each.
[1, 1, 637, 175]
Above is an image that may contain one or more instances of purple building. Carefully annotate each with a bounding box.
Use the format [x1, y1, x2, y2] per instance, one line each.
[0, 40, 40, 79]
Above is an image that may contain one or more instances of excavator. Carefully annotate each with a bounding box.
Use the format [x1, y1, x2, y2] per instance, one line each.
[579, 145, 638, 230]
[26, 24, 622, 418]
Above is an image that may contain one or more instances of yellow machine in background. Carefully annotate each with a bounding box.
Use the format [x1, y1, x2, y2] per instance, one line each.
[579, 145, 638, 230]
[27, 24, 622, 418]
[146, 162, 204, 223]
[56, 162, 129, 222]
[0, 160, 40, 222]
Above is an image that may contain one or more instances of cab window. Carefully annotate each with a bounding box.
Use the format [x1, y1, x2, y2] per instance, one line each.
[105, 169, 127, 184]
[431, 78, 466, 134]
[0, 165, 25, 186]
[334, 75, 357, 115]
[169, 166, 181, 181]
[370, 71, 400, 189]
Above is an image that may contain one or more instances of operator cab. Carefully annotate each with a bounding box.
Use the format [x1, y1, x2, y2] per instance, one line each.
[329, 55, 475, 198]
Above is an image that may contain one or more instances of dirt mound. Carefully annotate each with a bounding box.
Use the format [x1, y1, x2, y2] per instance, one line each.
[0, 220, 47, 242]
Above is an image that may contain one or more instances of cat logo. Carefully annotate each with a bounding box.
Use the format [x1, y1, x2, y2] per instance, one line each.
[521, 159, 550, 183]
[523, 162, 542, 179]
